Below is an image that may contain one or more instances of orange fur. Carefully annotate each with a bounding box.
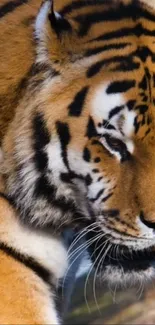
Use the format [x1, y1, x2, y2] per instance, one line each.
[1, 0, 155, 302]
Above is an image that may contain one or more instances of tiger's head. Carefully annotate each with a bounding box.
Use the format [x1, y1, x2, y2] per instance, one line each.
[2, 0, 155, 283]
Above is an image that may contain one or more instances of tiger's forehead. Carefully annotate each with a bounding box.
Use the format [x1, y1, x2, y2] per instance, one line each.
[90, 83, 137, 138]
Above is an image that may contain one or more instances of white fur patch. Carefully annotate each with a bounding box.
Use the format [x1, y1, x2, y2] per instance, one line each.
[43, 303, 60, 325]
[91, 83, 136, 139]
[35, 0, 51, 40]
[91, 83, 125, 123]
[125, 139, 134, 154]
[2, 217, 68, 280]
[137, 216, 155, 239]
[100, 264, 155, 287]
[47, 139, 67, 182]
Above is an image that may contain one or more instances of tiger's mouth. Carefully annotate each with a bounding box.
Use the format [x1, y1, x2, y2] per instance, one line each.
[86, 231, 155, 282]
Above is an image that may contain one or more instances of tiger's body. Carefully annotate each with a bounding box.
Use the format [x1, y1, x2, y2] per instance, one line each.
[1, 0, 155, 322]
[0, 177, 67, 324]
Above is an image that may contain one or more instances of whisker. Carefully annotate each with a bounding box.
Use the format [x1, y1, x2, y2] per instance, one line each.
[136, 276, 144, 300]
[93, 241, 111, 314]
[68, 230, 102, 261]
[67, 222, 98, 255]
[62, 233, 101, 301]
[84, 236, 110, 313]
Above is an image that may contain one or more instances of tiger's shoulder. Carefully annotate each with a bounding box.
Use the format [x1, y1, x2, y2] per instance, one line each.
[0, 178, 67, 324]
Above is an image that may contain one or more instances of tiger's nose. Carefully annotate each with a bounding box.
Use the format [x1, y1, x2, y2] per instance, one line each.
[140, 211, 155, 229]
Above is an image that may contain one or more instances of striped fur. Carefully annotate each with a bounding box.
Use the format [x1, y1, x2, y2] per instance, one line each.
[0, 181, 67, 324]
[1, 0, 155, 291]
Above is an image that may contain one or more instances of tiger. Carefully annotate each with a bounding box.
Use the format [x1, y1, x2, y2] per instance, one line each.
[0, 175, 67, 324]
[1, 0, 155, 304]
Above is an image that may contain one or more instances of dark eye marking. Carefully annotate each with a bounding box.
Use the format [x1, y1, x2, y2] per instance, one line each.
[103, 134, 131, 163]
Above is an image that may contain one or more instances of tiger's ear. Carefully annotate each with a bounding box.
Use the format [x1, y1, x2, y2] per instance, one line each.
[35, 0, 74, 63]
[35, 0, 71, 42]
[48, 0, 71, 36]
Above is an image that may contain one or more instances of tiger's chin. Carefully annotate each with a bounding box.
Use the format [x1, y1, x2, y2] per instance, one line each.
[99, 262, 155, 288]
[87, 236, 155, 286]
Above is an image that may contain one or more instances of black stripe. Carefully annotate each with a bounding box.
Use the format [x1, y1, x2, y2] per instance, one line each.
[109, 105, 124, 119]
[60, 0, 102, 16]
[92, 168, 99, 173]
[0, 241, 52, 287]
[139, 75, 147, 91]
[139, 6, 155, 23]
[107, 80, 135, 94]
[85, 174, 92, 186]
[35, 174, 76, 212]
[0, 0, 29, 19]
[87, 55, 135, 78]
[83, 147, 91, 162]
[75, 7, 130, 36]
[102, 193, 113, 202]
[33, 113, 50, 172]
[113, 60, 140, 72]
[85, 43, 130, 57]
[68, 86, 89, 116]
[90, 27, 137, 43]
[35, 175, 76, 213]
[56, 121, 71, 170]
[145, 67, 152, 101]
[60, 172, 73, 184]
[75, 3, 140, 36]
[61, 0, 155, 23]
[86, 117, 98, 138]
[90, 189, 104, 202]
[136, 104, 148, 114]
[35, 175, 55, 200]
[127, 100, 136, 111]
[101, 209, 119, 217]
[90, 24, 155, 44]
[97, 176, 103, 182]
[136, 46, 155, 63]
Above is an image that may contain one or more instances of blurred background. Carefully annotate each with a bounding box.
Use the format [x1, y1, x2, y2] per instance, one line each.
[62, 231, 155, 325]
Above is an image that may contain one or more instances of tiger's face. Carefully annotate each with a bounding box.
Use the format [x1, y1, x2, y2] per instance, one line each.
[2, 0, 155, 283]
